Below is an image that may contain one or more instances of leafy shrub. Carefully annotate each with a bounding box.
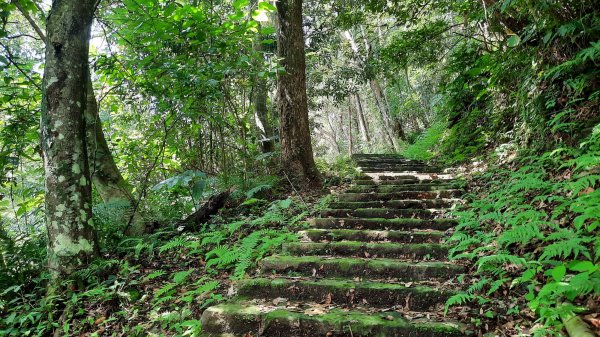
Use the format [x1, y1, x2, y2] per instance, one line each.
[447, 123, 600, 334]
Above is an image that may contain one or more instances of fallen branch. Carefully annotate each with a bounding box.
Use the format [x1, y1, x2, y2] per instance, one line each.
[562, 311, 596, 337]
[177, 188, 234, 231]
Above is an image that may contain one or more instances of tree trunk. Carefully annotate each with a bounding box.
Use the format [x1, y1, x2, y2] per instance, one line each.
[276, 0, 321, 188]
[252, 33, 275, 153]
[84, 73, 145, 234]
[369, 79, 403, 150]
[41, 0, 99, 280]
[353, 93, 371, 151]
[347, 100, 353, 155]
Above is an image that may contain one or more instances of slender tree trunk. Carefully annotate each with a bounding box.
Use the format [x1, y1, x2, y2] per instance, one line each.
[276, 0, 321, 188]
[404, 67, 430, 129]
[348, 100, 353, 155]
[41, 0, 99, 280]
[252, 32, 275, 153]
[84, 73, 145, 234]
[353, 93, 371, 151]
[369, 79, 403, 150]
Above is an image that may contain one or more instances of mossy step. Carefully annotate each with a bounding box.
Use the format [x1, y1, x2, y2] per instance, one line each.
[320, 208, 444, 220]
[299, 229, 445, 244]
[347, 184, 455, 193]
[356, 175, 420, 181]
[310, 218, 456, 231]
[360, 166, 443, 173]
[259, 256, 463, 280]
[201, 302, 468, 337]
[338, 190, 462, 202]
[282, 241, 449, 259]
[329, 199, 455, 210]
[236, 278, 454, 310]
[354, 179, 454, 185]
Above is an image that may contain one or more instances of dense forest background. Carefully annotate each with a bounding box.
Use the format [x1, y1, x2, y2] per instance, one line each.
[1, 0, 599, 336]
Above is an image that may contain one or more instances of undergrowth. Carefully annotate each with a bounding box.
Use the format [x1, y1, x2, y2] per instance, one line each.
[0, 176, 333, 336]
[445, 123, 600, 335]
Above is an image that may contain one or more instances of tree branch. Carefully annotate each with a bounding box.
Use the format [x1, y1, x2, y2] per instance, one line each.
[12, 0, 46, 44]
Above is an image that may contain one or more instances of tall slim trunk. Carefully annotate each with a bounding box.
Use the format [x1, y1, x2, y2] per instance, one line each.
[252, 35, 275, 153]
[84, 73, 145, 234]
[276, 0, 321, 188]
[404, 67, 431, 129]
[42, 0, 99, 279]
[369, 79, 402, 150]
[353, 93, 371, 151]
[347, 99, 353, 155]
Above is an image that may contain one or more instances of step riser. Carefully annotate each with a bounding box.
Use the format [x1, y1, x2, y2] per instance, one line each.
[283, 242, 449, 260]
[311, 218, 456, 231]
[237, 279, 453, 311]
[329, 200, 455, 210]
[360, 167, 442, 173]
[260, 259, 463, 281]
[338, 190, 462, 201]
[354, 179, 453, 185]
[347, 185, 454, 193]
[320, 209, 444, 220]
[300, 230, 444, 244]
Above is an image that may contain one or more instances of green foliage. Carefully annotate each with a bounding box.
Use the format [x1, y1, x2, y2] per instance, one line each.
[402, 120, 447, 160]
[447, 123, 600, 333]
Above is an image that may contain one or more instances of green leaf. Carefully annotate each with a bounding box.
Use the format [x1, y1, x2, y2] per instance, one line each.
[507, 35, 520, 47]
[258, 1, 276, 11]
[551, 265, 566, 282]
[568, 260, 596, 272]
[233, 0, 250, 10]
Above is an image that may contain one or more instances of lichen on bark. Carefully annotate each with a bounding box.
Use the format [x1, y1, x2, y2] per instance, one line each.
[41, 0, 99, 279]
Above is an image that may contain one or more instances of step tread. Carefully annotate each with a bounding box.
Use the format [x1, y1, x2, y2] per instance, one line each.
[283, 241, 449, 259]
[311, 217, 456, 231]
[236, 277, 456, 310]
[259, 255, 464, 280]
[201, 301, 469, 337]
[299, 228, 446, 244]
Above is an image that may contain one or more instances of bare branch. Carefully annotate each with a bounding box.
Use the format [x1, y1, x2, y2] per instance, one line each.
[12, 0, 47, 44]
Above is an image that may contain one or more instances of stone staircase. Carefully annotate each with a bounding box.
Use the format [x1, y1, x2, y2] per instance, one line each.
[201, 154, 469, 337]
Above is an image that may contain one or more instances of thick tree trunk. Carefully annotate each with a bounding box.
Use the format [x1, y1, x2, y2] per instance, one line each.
[352, 93, 371, 151]
[276, 0, 321, 188]
[41, 0, 99, 279]
[83, 73, 145, 235]
[369, 79, 402, 150]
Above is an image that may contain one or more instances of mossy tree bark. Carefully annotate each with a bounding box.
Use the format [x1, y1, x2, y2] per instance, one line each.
[41, 0, 99, 279]
[276, 0, 321, 188]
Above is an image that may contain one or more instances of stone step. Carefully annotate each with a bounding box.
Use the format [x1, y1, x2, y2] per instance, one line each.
[338, 190, 462, 201]
[353, 179, 454, 185]
[259, 256, 463, 280]
[201, 301, 468, 337]
[347, 184, 455, 193]
[320, 208, 445, 220]
[299, 229, 445, 244]
[360, 166, 443, 173]
[283, 241, 449, 260]
[357, 174, 420, 181]
[310, 218, 456, 231]
[329, 199, 456, 210]
[236, 278, 454, 311]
